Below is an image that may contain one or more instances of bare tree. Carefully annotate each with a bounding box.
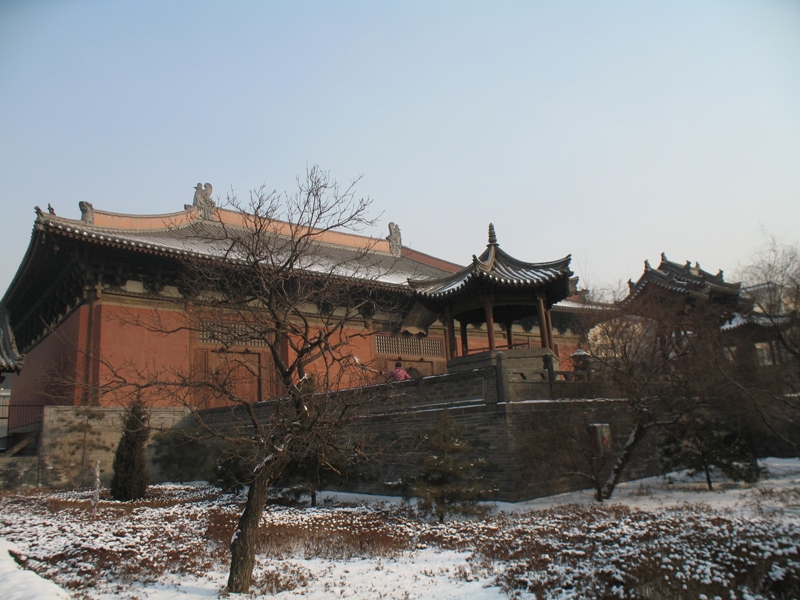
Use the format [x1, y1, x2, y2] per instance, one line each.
[580, 289, 731, 500]
[112, 167, 401, 592]
[741, 236, 800, 352]
[732, 236, 800, 453]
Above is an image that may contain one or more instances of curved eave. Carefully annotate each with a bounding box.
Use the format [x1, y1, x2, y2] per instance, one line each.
[38, 219, 214, 261]
[551, 301, 613, 314]
[411, 270, 572, 301]
[1, 224, 41, 307]
[0, 308, 23, 373]
[721, 312, 791, 332]
[37, 218, 416, 295]
[626, 279, 694, 301]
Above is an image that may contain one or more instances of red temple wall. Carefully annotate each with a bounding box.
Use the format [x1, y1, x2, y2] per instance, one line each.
[9, 308, 86, 431]
[12, 294, 526, 413]
[95, 301, 191, 407]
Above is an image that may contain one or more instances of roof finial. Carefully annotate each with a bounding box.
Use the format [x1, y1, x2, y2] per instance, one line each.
[488, 223, 497, 246]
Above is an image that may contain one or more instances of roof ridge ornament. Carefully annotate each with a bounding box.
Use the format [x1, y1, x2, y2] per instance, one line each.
[386, 222, 402, 257]
[488, 223, 497, 246]
[186, 183, 215, 220]
[79, 201, 94, 224]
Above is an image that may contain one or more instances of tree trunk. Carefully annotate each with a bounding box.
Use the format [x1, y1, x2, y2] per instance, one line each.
[227, 468, 271, 593]
[593, 484, 604, 503]
[704, 464, 713, 491]
[601, 422, 644, 500]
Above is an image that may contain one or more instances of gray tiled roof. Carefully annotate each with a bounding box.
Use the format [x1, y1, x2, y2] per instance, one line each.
[36, 215, 453, 288]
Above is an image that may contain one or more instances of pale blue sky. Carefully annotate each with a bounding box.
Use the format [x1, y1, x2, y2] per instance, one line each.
[1, 1, 798, 293]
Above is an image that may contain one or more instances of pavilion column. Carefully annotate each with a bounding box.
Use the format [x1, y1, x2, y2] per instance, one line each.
[545, 309, 554, 352]
[460, 320, 469, 356]
[445, 307, 458, 360]
[536, 296, 550, 350]
[484, 297, 496, 351]
[505, 322, 514, 349]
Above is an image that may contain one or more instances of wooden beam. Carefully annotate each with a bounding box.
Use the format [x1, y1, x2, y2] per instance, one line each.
[484, 297, 496, 351]
[536, 296, 549, 350]
[545, 308, 554, 351]
[445, 307, 458, 359]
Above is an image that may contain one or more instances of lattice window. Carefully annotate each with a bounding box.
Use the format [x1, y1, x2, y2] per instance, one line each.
[199, 321, 271, 347]
[375, 335, 444, 358]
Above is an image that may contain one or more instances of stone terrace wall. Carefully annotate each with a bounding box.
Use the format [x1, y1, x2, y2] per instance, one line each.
[37, 405, 190, 488]
[196, 360, 658, 501]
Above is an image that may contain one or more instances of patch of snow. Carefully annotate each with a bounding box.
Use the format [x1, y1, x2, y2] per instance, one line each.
[0, 541, 71, 600]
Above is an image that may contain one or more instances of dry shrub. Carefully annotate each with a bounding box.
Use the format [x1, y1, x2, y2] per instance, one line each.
[487, 504, 800, 598]
[749, 487, 800, 517]
[257, 507, 415, 559]
[251, 562, 313, 594]
[45, 486, 221, 514]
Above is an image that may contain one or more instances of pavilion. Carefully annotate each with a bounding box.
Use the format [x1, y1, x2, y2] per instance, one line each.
[408, 224, 578, 361]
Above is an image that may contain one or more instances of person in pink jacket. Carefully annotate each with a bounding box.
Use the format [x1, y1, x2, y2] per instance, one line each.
[383, 361, 412, 382]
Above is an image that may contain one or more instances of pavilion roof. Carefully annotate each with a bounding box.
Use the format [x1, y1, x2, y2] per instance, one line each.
[623, 252, 741, 304]
[408, 224, 574, 300]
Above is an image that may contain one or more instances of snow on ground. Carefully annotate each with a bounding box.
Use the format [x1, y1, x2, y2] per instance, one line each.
[0, 540, 71, 600]
[1, 458, 800, 599]
[499, 456, 800, 515]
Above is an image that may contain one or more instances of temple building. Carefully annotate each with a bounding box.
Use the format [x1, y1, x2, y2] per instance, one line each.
[618, 252, 789, 371]
[0, 193, 585, 449]
[1, 188, 794, 497]
[622, 252, 742, 308]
